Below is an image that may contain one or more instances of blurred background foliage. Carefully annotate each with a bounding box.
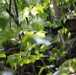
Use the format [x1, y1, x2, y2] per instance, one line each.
[0, 0, 76, 75]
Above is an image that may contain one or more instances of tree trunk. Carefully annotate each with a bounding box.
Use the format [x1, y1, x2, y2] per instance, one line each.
[52, 0, 63, 19]
[52, 0, 64, 43]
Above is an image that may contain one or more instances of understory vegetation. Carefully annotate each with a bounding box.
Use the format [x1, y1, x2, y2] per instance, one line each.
[0, 0, 76, 75]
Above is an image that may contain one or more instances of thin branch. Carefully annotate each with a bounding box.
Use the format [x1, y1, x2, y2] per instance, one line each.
[13, 0, 20, 26]
[6, 9, 14, 18]
[14, 0, 18, 18]
[9, 0, 12, 28]
[26, 17, 29, 25]
[6, 9, 19, 26]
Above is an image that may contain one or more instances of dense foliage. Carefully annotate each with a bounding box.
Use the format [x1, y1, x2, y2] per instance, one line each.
[0, 0, 76, 75]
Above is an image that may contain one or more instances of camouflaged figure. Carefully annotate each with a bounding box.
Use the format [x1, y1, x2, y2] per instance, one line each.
[64, 18, 76, 58]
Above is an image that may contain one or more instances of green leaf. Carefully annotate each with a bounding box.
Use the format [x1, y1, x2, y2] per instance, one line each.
[43, 0, 52, 7]
[1, 28, 14, 41]
[38, 67, 45, 75]
[40, 45, 48, 52]
[7, 55, 18, 67]
[59, 58, 76, 73]
[46, 72, 52, 75]
[53, 70, 70, 75]
[0, 17, 8, 29]
[31, 6, 44, 16]
[38, 65, 53, 75]
[22, 32, 34, 46]
[28, 55, 37, 63]
[35, 50, 39, 55]
[39, 12, 48, 19]
[31, 7, 39, 16]
[0, 53, 6, 57]
[21, 1, 29, 10]
[30, 22, 44, 31]
[22, 7, 30, 19]
[35, 31, 45, 38]
[19, 58, 31, 66]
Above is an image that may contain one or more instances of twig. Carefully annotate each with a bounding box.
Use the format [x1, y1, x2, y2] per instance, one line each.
[6, 9, 19, 26]
[13, 0, 20, 26]
[9, 0, 12, 28]
[26, 17, 29, 25]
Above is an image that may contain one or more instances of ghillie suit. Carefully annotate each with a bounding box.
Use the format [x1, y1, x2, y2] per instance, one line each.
[64, 18, 76, 59]
[54, 18, 76, 67]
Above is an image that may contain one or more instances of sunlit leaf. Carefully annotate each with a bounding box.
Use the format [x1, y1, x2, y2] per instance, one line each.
[38, 67, 45, 75]
[40, 45, 48, 52]
[43, 0, 52, 7]
[19, 58, 31, 66]
[33, 6, 44, 13]
[0, 53, 6, 57]
[22, 7, 30, 19]
[22, 32, 34, 46]
[35, 31, 45, 38]
[39, 65, 53, 75]
[35, 49, 39, 55]
[31, 7, 38, 16]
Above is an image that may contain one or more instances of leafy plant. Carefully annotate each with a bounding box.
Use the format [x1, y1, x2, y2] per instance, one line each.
[0, 0, 76, 75]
